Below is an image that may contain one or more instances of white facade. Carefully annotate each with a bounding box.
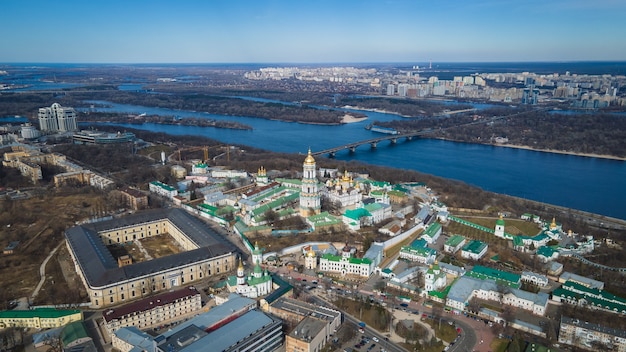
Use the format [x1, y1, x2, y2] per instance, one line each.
[103, 287, 202, 335]
[20, 123, 40, 139]
[319, 247, 372, 277]
[461, 240, 488, 260]
[424, 262, 447, 292]
[521, 271, 549, 287]
[299, 149, 321, 216]
[446, 276, 549, 316]
[38, 103, 77, 132]
[149, 181, 178, 199]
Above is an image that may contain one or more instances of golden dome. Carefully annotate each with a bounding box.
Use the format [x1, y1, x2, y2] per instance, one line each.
[550, 217, 557, 229]
[238, 257, 244, 270]
[304, 148, 316, 165]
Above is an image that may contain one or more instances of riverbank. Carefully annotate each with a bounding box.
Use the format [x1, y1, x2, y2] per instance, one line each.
[341, 113, 368, 123]
[496, 143, 626, 161]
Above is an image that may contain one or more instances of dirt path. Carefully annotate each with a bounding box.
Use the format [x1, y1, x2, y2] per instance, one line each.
[30, 241, 64, 303]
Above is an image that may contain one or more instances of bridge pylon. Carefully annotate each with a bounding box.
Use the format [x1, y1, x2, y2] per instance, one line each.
[370, 142, 377, 149]
[349, 146, 356, 153]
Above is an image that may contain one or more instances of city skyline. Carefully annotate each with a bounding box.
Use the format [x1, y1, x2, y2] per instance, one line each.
[1, 0, 626, 64]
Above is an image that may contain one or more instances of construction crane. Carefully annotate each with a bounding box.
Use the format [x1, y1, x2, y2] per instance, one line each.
[177, 146, 209, 163]
[176, 145, 230, 164]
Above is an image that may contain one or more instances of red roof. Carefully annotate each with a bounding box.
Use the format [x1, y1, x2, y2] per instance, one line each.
[103, 286, 200, 323]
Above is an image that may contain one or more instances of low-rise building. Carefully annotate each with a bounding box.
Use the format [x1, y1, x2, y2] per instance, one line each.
[120, 187, 148, 210]
[558, 316, 626, 352]
[265, 297, 341, 336]
[319, 245, 373, 277]
[0, 308, 82, 329]
[399, 245, 436, 264]
[286, 317, 328, 352]
[421, 222, 442, 244]
[521, 271, 549, 287]
[103, 286, 202, 335]
[461, 240, 488, 260]
[444, 235, 466, 254]
[558, 272, 604, 289]
[552, 280, 626, 314]
[149, 180, 178, 199]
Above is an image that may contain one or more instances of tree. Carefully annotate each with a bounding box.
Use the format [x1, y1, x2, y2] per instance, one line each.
[374, 280, 387, 293]
[467, 297, 481, 314]
[501, 306, 515, 333]
[263, 209, 279, 226]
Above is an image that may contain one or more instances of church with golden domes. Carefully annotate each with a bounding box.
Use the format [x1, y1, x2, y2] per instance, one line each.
[304, 247, 317, 270]
[322, 169, 363, 209]
[424, 260, 447, 292]
[226, 243, 273, 298]
[299, 148, 321, 217]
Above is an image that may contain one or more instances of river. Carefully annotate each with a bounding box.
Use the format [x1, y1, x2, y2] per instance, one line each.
[79, 100, 626, 221]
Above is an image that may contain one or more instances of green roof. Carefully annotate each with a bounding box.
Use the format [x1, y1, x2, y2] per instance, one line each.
[343, 208, 371, 221]
[537, 246, 558, 257]
[61, 321, 89, 346]
[307, 211, 342, 227]
[554, 280, 626, 313]
[400, 246, 436, 257]
[410, 238, 428, 249]
[387, 190, 406, 197]
[247, 273, 272, 286]
[462, 240, 487, 254]
[428, 285, 451, 299]
[321, 253, 371, 265]
[445, 234, 465, 247]
[467, 265, 520, 288]
[150, 181, 176, 191]
[251, 192, 300, 217]
[496, 217, 505, 226]
[423, 222, 442, 237]
[0, 308, 81, 319]
[370, 190, 385, 196]
[276, 178, 302, 186]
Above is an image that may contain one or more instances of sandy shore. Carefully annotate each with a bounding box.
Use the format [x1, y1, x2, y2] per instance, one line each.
[497, 143, 626, 161]
[341, 114, 368, 123]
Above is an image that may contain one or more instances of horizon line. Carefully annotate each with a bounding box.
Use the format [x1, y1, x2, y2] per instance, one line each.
[2, 60, 626, 66]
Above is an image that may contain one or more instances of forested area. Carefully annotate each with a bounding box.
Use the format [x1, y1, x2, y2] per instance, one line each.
[375, 108, 626, 157]
[333, 96, 476, 117]
[66, 91, 358, 124]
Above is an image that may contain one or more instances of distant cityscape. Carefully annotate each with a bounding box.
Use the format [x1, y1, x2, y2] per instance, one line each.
[244, 65, 626, 107]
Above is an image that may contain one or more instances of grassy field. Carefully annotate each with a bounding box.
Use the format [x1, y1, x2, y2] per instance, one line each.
[140, 233, 182, 259]
[459, 216, 542, 236]
[0, 190, 111, 306]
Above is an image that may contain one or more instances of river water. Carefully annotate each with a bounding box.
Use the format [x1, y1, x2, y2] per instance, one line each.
[79, 100, 626, 220]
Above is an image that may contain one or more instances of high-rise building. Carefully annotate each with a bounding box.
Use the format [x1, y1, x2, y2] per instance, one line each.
[38, 103, 77, 132]
[386, 84, 395, 96]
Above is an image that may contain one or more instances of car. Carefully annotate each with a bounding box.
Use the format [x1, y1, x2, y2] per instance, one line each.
[456, 327, 462, 334]
[372, 337, 379, 342]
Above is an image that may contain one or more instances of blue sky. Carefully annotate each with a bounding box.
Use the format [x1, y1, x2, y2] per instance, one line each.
[1, 0, 625, 63]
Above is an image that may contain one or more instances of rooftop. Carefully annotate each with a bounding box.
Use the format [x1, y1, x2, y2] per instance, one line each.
[103, 287, 200, 323]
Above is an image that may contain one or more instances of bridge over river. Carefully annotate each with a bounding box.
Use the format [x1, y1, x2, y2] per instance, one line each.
[311, 130, 433, 158]
[311, 107, 548, 158]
